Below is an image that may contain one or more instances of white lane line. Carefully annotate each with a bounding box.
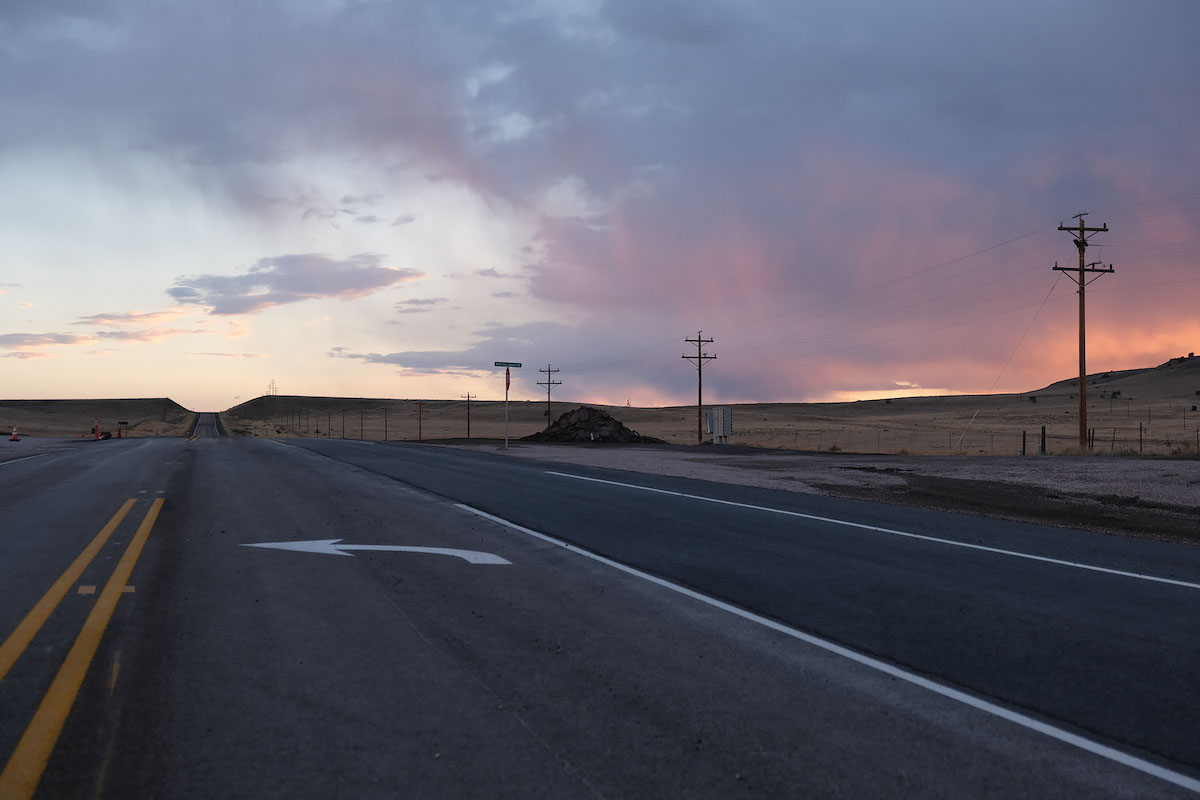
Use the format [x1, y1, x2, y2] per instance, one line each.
[0, 454, 48, 468]
[546, 471, 1200, 592]
[456, 502, 1200, 795]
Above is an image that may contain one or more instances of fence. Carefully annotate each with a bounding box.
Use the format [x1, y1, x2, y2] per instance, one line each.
[232, 397, 1200, 457]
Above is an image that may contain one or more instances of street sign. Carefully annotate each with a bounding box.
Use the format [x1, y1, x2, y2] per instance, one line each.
[505, 367, 510, 390]
[494, 361, 522, 367]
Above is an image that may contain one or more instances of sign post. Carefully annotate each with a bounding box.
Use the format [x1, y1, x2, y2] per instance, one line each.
[494, 362, 522, 448]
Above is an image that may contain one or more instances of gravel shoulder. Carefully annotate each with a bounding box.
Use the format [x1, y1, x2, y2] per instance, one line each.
[441, 441, 1200, 546]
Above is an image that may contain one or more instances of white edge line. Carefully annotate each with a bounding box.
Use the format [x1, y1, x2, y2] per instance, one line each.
[454, 501, 1200, 794]
[545, 471, 1200, 592]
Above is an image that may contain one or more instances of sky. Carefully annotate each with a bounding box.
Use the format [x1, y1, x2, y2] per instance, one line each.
[2, 0, 1198, 411]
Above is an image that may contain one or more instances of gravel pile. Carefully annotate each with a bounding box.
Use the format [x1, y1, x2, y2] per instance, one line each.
[521, 406, 665, 444]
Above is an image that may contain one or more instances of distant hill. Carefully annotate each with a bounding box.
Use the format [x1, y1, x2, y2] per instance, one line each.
[1038, 353, 1200, 398]
[0, 398, 194, 437]
[225, 394, 395, 417]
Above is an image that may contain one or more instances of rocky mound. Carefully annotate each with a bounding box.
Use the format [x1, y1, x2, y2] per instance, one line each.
[522, 406, 665, 444]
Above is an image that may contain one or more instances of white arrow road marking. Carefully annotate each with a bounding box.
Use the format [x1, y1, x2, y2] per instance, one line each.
[242, 539, 510, 564]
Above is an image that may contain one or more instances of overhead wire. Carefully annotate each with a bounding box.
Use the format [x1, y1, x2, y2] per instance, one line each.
[953, 277, 1062, 451]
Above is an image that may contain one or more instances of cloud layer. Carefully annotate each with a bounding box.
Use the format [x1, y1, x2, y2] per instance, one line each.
[2, 1, 1198, 407]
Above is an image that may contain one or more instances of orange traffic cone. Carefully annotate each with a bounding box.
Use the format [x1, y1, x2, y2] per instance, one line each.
[9, 427, 18, 442]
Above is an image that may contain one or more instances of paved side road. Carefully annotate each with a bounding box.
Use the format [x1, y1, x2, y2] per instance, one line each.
[1, 437, 1198, 798]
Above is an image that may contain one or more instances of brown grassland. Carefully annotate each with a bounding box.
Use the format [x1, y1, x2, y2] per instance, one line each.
[2, 355, 1197, 456]
[219, 355, 1200, 456]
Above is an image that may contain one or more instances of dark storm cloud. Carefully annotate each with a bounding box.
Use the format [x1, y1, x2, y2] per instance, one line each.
[169, 254, 425, 315]
[6, 2, 1195, 217]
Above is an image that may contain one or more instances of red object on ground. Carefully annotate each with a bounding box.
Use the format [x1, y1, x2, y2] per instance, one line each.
[9, 427, 18, 442]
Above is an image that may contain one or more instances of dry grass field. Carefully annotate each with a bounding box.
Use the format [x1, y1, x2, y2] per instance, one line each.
[0, 398, 194, 439]
[3, 355, 1197, 457]
[221, 354, 1200, 456]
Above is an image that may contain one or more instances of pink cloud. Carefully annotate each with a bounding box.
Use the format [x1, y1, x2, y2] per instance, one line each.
[527, 143, 1200, 404]
[74, 308, 190, 326]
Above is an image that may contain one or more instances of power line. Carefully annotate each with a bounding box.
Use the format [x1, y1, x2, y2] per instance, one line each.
[953, 276, 1062, 452]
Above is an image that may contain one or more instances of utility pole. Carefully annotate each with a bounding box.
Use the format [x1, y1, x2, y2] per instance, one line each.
[461, 393, 473, 438]
[1055, 212, 1114, 450]
[537, 364, 562, 429]
[682, 331, 716, 445]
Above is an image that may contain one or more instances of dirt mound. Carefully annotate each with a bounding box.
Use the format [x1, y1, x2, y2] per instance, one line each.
[522, 406, 666, 444]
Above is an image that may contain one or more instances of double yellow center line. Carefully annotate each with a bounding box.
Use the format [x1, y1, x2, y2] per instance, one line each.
[0, 498, 164, 800]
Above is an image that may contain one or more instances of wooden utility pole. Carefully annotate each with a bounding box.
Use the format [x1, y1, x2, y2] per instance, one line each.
[461, 393, 473, 438]
[537, 364, 562, 429]
[1055, 213, 1114, 450]
[682, 332, 716, 445]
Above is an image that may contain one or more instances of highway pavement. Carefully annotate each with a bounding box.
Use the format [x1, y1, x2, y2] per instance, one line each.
[1, 433, 1199, 798]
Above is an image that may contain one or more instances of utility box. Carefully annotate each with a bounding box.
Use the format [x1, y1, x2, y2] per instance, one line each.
[706, 407, 733, 443]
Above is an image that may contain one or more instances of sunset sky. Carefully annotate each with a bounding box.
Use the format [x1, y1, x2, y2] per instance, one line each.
[3, 1, 1198, 411]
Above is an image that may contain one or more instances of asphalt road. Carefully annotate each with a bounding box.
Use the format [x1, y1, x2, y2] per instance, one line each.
[191, 412, 220, 438]
[1, 435, 1199, 798]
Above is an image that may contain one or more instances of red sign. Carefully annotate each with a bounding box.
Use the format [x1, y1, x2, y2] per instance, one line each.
[505, 367, 510, 390]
